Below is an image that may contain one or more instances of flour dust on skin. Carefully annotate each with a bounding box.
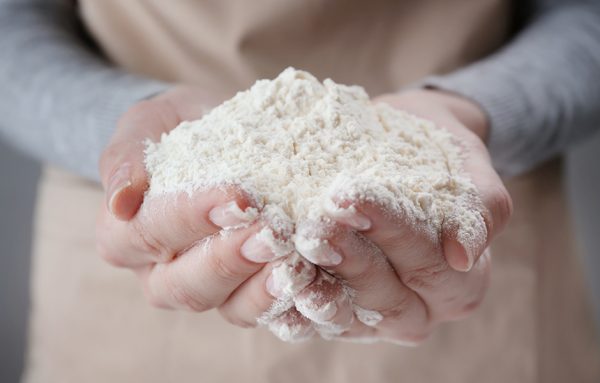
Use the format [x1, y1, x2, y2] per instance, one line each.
[144, 67, 487, 342]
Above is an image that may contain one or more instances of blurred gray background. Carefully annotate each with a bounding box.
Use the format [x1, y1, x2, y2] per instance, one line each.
[0, 132, 598, 382]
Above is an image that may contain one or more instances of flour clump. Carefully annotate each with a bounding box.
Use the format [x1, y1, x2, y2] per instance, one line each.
[145, 67, 485, 253]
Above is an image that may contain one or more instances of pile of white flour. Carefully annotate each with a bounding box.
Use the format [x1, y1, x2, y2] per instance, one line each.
[144, 67, 486, 339]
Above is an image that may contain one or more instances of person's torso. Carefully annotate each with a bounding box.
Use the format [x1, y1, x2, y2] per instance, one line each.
[79, 0, 512, 96]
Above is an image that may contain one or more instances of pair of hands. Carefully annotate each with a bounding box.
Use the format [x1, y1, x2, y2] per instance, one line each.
[96, 86, 512, 343]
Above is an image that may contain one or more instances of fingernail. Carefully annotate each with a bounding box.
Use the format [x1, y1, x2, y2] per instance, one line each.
[354, 306, 383, 327]
[295, 237, 343, 266]
[209, 201, 258, 229]
[464, 254, 474, 272]
[342, 211, 371, 231]
[324, 200, 371, 231]
[106, 164, 132, 216]
[444, 239, 473, 272]
[241, 234, 276, 263]
[449, 252, 472, 272]
[327, 249, 343, 266]
[265, 274, 281, 298]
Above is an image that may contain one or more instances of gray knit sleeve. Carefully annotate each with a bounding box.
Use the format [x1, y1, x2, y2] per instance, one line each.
[0, 0, 170, 181]
[423, 0, 600, 177]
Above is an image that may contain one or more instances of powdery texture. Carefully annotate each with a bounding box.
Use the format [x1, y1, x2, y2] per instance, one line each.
[145, 67, 485, 251]
[270, 253, 316, 297]
[257, 253, 315, 328]
[144, 67, 487, 341]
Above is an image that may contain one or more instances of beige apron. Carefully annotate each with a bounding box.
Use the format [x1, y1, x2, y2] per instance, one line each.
[23, 1, 600, 382]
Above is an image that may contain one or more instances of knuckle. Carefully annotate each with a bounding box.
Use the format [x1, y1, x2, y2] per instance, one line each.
[460, 297, 484, 316]
[438, 287, 487, 321]
[401, 260, 450, 291]
[130, 219, 168, 261]
[451, 294, 486, 319]
[379, 292, 415, 321]
[440, 299, 484, 322]
[163, 269, 211, 312]
[209, 252, 245, 285]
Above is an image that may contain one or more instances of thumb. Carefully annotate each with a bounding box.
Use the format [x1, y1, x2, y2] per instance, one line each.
[99, 99, 181, 221]
[100, 140, 148, 221]
[443, 147, 512, 272]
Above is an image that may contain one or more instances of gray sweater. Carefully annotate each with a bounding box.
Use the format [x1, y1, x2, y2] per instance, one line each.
[0, 0, 599, 180]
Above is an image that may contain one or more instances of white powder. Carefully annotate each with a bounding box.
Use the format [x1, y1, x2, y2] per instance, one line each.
[145, 67, 485, 250]
[353, 305, 384, 327]
[265, 311, 315, 343]
[144, 67, 486, 340]
[256, 253, 315, 328]
[270, 253, 316, 297]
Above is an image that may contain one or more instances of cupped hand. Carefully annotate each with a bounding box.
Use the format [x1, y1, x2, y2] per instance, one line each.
[97, 86, 315, 329]
[289, 89, 513, 344]
[97, 86, 512, 344]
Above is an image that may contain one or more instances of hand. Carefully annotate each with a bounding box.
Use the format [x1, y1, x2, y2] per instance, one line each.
[287, 89, 513, 344]
[97, 86, 317, 330]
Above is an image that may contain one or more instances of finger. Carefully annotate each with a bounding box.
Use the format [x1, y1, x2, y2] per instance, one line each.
[295, 218, 432, 340]
[218, 265, 278, 328]
[326, 201, 491, 322]
[293, 269, 355, 337]
[139, 221, 282, 312]
[218, 253, 317, 328]
[321, 226, 431, 340]
[264, 308, 316, 343]
[96, 189, 258, 267]
[99, 99, 182, 220]
[444, 145, 512, 270]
